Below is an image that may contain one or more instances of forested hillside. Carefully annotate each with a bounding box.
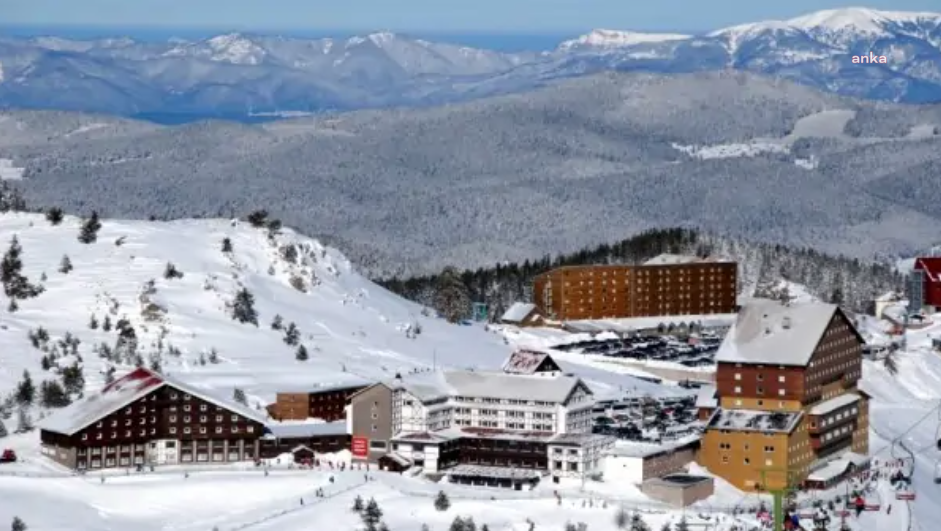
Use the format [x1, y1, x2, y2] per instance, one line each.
[379, 228, 905, 318]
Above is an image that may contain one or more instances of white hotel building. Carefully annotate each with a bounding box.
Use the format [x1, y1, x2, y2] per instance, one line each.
[351, 350, 615, 488]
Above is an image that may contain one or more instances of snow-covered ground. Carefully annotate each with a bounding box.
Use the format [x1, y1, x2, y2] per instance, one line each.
[0, 213, 938, 530]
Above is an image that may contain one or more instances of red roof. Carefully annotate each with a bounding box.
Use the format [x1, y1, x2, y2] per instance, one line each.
[915, 258, 941, 282]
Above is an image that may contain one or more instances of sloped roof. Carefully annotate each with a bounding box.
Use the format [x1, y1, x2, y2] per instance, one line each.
[502, 350, 555, 375]
[715, 300, 844, 366]
[263, 420, 347, 439]
[501, 302, 537, 323]
[391, 367, 587, 404]
[694, 385, 718, 409]
[39, 367, 267, 435]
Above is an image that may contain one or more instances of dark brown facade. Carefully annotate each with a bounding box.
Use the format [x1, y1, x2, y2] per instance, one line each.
[533, 260, 737, 321]
[269, 384, 368, 421]
[39, 369, 265, 470]
[260, 434, 349, 460]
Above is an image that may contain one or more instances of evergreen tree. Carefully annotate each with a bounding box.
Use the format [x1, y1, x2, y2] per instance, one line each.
[352, 495, 364, 512]
[246, 210, 269, 228]
[463, 517, 477, 531]
[432, 266, 471, 323]
[221, 237, 233, 253]
[15, 370, 34, 406]
[40, 380, 71, 408]
[629, 512, 650, 531]
[421, 524, 431, 531]
[163, 262, 183, 279]
[564, 524, 577, 531]
[673, 518, 689, 531]
[61, 365, 85, 395]
[232, 388, 247, 405]
[45, 207, 64, 225]
[58, 255, 73, 274]
[271, 314, 284, 330]
[660, 524, 671, 531]
[361, 498, 383, 531]
[295, 344, 309, 361]
[77, 211, 102, 244]
[434, 490, 451, 511]
[1, 236, 42, 299]
[613, 507, 630, 530]
[89, 314, 99, 329]
[449, 517, 466, 531]
[0, 181, 27, 212]
[230, 288, 258, 325]
[11, 516, 27, 531]
[283, 322, 300, 346]
[207, 348, 219, 364]
[102, 315, 112, 332]
[0, 419, 7, 438]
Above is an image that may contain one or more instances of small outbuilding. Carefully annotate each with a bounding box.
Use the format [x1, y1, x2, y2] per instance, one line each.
[500, 303, 544, 327]
[641, 474, 714, 507]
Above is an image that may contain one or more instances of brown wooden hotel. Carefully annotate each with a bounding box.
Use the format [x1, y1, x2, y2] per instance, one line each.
[697, 300, 869, 490]
[533, 254, 737, 321]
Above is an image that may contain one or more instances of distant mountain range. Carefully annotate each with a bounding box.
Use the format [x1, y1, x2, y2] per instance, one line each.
[1, 7, 941, 120]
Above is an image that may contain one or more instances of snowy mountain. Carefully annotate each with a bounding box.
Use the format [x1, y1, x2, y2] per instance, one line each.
[1, 7, 940, 119]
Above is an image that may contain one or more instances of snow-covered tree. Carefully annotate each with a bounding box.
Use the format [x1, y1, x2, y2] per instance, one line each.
[15, 370, 34, 406]
[11, 516, 27, 531]
[283, 322, 300, 345]
[77, 211, 102, 244]
[295, 345, 309, 361]
[45, 207, 64, 225]
[434, 490, 450, 511]
[230, 288, 258, 326]
[614, 507, 630, 530]
[432, 266, 470, 323]
[232, 388, 247, 405]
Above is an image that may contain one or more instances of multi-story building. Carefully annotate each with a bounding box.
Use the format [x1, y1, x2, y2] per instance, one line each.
[39, 367, 268, 469]
[268, 380, 370, 421]
[346, 351, 615, 487]
[911, 257, 941, 311]
[533, 254, 737, 321]
[697, 300, 869, 491]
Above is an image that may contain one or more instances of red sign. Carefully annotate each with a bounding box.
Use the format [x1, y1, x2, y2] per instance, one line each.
[351, 436, 369, 458]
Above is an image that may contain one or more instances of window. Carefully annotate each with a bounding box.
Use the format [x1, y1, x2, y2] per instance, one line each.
[200, 404, 208, 411]
[184, 427, 191, 434]
[757, 373, 764, 381]
[778, 389, 786, 396]
[247, 426, 254, 433]
[721, 456, 729, 464]
[215, 415, 223, 422]
[200, 416, 207, 422]
[215, 426, 223, 433]
[734, 386, 742, 394]
[734, 373, 742, 380]
[231, 415, 238, 422]
[184, 394, 191, 401]
[744, 458, 750, 465]
[81, 434, 88, 440]
[170, 427, 177, 434]
[184, 405, 191, 412]
[184, 416, 191, 423]
[778, 375, 786, 383]
[171, 393, 178, 400]
[231, 426, 239, 433]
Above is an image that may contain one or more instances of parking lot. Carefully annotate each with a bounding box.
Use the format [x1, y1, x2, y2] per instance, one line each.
[589, 394, 700, 443]
[552, 333, 723, 367]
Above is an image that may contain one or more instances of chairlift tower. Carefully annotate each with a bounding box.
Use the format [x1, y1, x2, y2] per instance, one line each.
[759, 467, 802, 531]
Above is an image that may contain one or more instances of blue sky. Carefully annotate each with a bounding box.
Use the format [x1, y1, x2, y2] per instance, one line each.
[6, 0, 941, 33]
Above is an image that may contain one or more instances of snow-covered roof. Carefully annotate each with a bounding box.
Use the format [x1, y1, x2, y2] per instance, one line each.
[706, 408, 802, 434]
[501, 302, 537, 323]
[502, 349, 555, 375]
[643, 254, 702, 266]
[391, 368, 586, 404]
[874, 291, 900, 302]
[807, 452, 869, 482]
[276, 378, 372, 394]
[809, 393, 860, 416]
[714, 300, 840, 366]
[604, 436, 701, 459]
[39, 367, 267, 435]
[262, 420, 347, 439]
[695, 385, 718, 409]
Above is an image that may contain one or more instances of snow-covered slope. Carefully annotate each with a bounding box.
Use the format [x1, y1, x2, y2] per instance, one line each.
[0, 213, 659, 409]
